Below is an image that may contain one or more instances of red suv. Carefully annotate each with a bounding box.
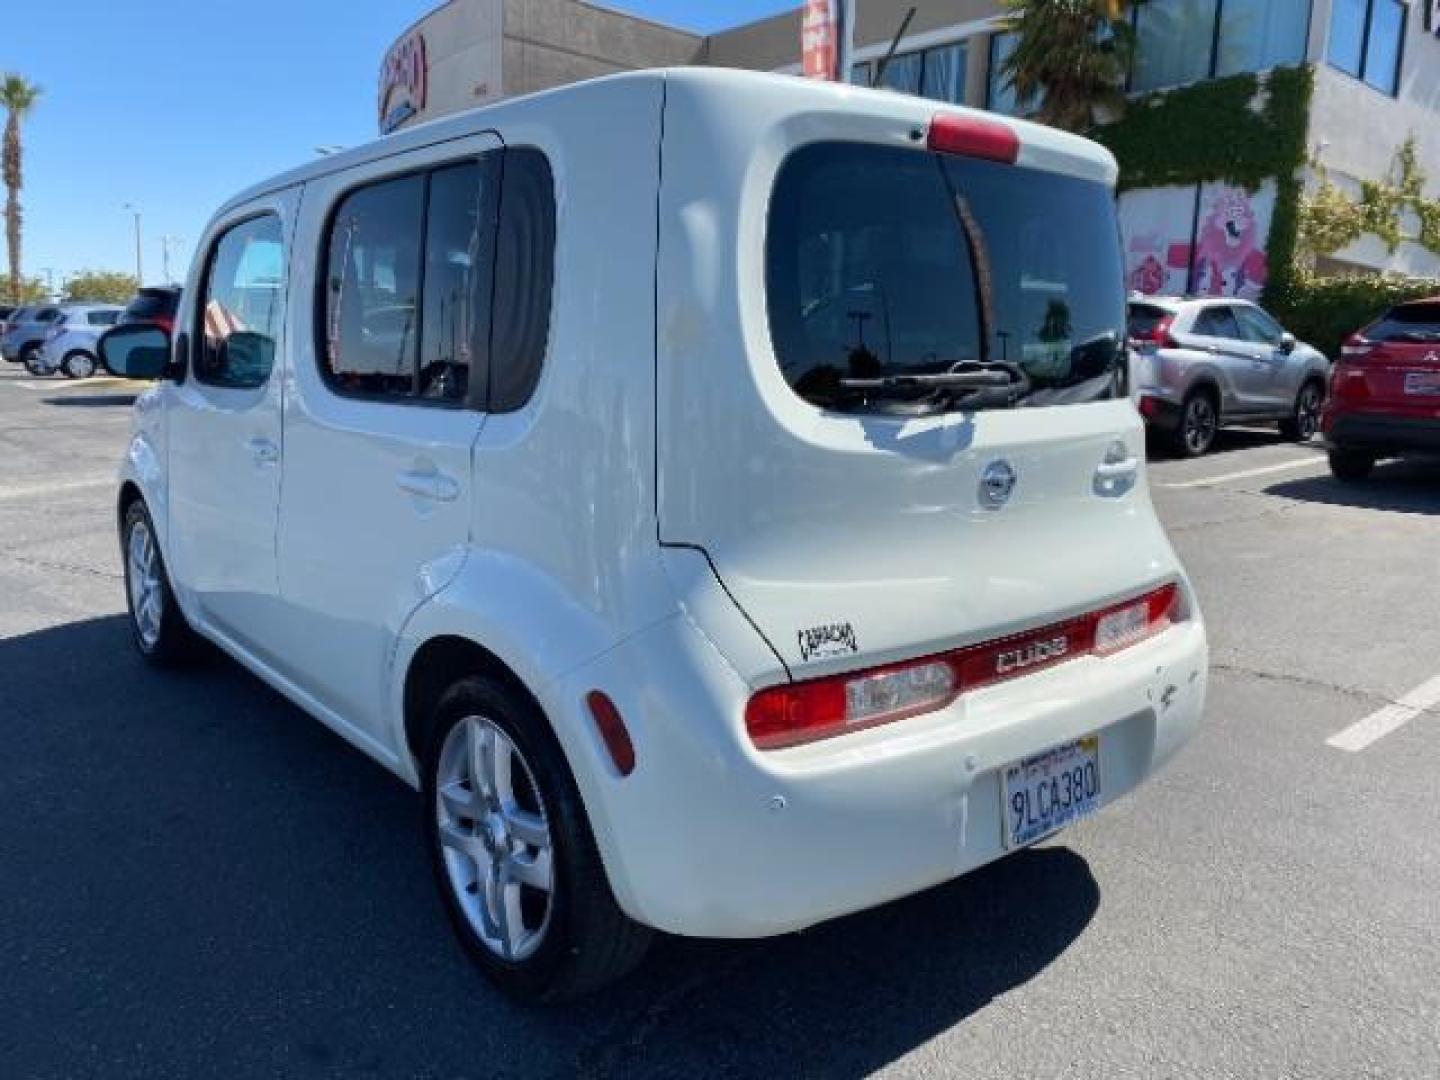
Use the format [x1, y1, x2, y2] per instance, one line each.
[1322, 297, 1440, 480]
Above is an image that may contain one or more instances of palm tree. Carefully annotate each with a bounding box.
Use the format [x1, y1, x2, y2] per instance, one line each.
[2, 74, 43, 305]
[998, 0, 1134, 133]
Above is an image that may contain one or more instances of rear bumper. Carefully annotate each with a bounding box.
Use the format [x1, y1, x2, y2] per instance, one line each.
[554, 605, 1207, 939]
[1136, 391, 1183, 432]
[1324, 412, 1440, 455]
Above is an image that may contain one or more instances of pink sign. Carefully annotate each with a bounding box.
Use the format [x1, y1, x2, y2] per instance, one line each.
[802, 0, 839, 80]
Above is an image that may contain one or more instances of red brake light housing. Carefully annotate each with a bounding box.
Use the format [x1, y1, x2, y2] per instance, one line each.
[927, 114, 1020, 164]
[746, 584, 1181, 750]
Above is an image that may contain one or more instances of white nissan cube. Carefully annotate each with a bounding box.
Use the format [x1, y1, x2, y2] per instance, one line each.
[99, 70, 1207, 1001]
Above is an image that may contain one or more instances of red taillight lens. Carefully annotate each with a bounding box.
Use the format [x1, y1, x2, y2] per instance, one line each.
[586, 691, 635, 777]
[1152, 315, 1179, 349]
[745, 584, 1181, 750]
[927, 114, 1020, 164]
[1339, 333, 1372, 360]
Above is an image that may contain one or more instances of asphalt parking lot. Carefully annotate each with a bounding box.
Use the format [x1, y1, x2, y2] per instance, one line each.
[3, 365, 1438, 1080]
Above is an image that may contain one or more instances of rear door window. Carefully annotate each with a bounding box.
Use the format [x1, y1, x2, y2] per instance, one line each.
[766, 142, 1125, 413]
[1367, 302, 1440, 344]
[1191, 306, 1242, 341]
[87, 310, 119, 326]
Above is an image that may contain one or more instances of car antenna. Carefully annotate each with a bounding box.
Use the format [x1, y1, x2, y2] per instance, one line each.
[871, 7, 917, 87]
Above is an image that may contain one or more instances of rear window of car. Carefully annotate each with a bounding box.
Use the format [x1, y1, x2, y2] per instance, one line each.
[122, 290, 178, 321]
[767, 142, 1125, 413]
[1366, 302, 1440, 344]
[1127, 304, 1171, 341]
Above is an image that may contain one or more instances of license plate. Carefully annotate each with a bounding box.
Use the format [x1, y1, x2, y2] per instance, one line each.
[1404, 371, 1440, 396]
[1002, 736, 1101, 849]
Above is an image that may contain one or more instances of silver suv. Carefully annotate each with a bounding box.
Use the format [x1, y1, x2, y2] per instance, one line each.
[1128, 296, 1331, 457]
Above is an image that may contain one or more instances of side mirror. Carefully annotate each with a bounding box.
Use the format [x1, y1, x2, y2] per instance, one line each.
[1279, 332, 1297, 354]
[215, 330, 276, 389]
[98, 324, 172, 379]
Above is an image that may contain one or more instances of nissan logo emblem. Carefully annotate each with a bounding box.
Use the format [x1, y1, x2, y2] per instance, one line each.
[979, 460, 1017, 510]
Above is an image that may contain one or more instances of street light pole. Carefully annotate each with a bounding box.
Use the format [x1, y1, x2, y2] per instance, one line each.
[159, 235, 182, 284]
[123, 203, 143, 285]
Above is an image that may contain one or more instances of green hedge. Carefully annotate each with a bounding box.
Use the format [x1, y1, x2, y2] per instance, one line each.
[1267, 275, 1440, 359]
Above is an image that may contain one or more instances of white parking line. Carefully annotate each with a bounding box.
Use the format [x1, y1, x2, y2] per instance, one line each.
[0, 477, 114, 502]
[1327, 674, 1440, 752]
[1158, 456, 1324, 490]
[9, 376, 141, 392]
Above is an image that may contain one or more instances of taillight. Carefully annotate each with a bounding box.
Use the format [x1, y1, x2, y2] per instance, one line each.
[1339, 333, 1372, 360]
[927, 113, 1020, 164]
[746, 584, 1181, 750]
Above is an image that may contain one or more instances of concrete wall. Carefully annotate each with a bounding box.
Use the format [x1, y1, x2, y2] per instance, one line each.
[1305, 0, 1440, 276]
[501, 0, 702, 98]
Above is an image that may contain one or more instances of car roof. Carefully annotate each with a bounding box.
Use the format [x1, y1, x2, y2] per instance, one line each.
[215, 68, 1119, 217]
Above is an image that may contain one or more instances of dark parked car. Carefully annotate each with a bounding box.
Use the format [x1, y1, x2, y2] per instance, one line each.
[1322, 296, 1440, 480]
[119, 286, 182, 335]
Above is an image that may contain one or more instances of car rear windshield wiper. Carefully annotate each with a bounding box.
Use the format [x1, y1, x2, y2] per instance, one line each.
[839, 361, 1032, 412]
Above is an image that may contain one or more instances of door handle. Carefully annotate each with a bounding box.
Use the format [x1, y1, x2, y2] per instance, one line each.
[246, 436, 279, 466]
[396, 468, 460, 503]
[1095, 458, 1139, 480]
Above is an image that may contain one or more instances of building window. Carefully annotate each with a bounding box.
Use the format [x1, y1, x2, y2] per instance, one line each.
[1132, 0, 1219, 92]
[1131, 0, 1307, 92]
[1328, 0, 1406, 95]
[1215, 0, 1310, 78]
[876, 50, 924, 95]
[987, 32, 1021, 115]
[920, 42, 967, 105]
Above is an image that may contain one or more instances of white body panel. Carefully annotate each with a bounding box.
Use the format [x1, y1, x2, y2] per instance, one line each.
[115, 69, 1206, 940]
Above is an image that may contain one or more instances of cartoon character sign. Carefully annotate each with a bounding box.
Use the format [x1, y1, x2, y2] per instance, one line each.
[1190, 184, 1274, 301]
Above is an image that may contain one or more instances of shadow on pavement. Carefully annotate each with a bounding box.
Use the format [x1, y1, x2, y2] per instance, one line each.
[41, 393, 139, 408]
[0, 615, 1098, 1080]
[1267, 460, 1440, 515]
[1146, 424, 1309, 462]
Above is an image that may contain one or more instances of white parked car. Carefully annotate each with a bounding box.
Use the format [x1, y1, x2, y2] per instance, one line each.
[98, 70, 1207, 1001]
[35, 303, 123, 377]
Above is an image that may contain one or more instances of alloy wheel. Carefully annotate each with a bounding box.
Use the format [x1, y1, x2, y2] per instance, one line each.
[1296, 385, 1321, 440]
[1184, 397, 1217, 455]
[126, 519, 164, 649]
[435, 716, 554, 962]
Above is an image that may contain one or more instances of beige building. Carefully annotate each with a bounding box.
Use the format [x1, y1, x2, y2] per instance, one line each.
[379, 1, 1440, 283]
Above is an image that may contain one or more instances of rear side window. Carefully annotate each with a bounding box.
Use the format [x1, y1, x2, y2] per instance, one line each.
[1127, 304, 1170, 341]
[195, 214, 286, 389]
[321, 157, 504, 406]
[489, 149, 555, 413]
[35, 308, 60, 323]
[1192, 307, 1242, 339]
[87, 310, 118, 326]
[767, 142, 1125, 413]
[1367, 302, 1440, 344]
[123, 290, 177, 321]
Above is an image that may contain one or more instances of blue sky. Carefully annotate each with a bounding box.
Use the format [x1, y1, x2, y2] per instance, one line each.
[9, 0, 794, 291]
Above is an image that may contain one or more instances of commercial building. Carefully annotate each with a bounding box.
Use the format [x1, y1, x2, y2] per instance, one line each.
[380, 1, 1440, 289]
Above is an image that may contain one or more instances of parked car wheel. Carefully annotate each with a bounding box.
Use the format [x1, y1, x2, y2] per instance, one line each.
[61, 351, 97, 380]
[1328, 449, 1376, 482]
[121, 500, 199, 664]
[21, 345, 47, 376]
[1171, 390, 1218, 458]
[1280, 380, 1324, 441]
[422, 675, 651, 1002]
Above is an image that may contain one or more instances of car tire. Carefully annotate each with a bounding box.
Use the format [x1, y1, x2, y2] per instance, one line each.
[61, 351, 97, 380]
[1171, 389, 1218, 458]
[121, 499, 199, 664]
[1328, 448, 1375, 482]
[422, 675, 651, 1003]
[21, 345, 47, 377]
[1280, 380, 1324, 441]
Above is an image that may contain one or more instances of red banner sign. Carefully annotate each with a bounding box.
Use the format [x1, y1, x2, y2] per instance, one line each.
[801, 0, 840, 81]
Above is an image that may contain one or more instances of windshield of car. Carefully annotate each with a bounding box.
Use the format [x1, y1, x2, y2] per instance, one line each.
[1367, 302, 1440, 343]
[767, 142, 1125, 414]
